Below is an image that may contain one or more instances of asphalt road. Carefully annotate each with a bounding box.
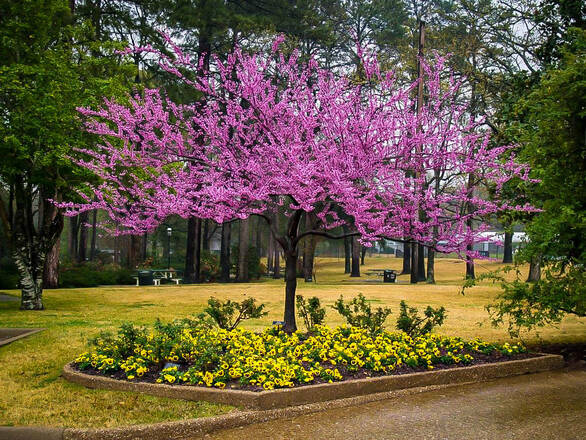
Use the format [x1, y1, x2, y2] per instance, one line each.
[204, 368, 586, 440]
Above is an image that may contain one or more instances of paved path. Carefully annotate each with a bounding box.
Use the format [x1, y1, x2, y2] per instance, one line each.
[204, 369, 586, 440]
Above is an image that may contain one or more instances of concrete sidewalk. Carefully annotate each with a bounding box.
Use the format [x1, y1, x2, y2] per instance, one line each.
[204, 368, 586, 440]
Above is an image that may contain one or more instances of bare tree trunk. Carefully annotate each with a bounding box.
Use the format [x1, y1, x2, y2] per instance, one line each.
[237, 218, 250, 282]
[273, 246, 281, 278]
[220, 221, 231, 282]
[351, 235, 360, 277]
[128, 235, 141, 269]
[503, 230, 513, 263]
[267, 229, 273, 276]
[466, 244, 475, 279]
[69, 216, 79, 262]
[202, 220, 210, 252]
[361, 246, 366, 265]
[303, 215, 316, 282]
[272, 214, 280, 279]
[43, 237, 60, 288]
[417, 243, 426, 281]
[465, 173, 475, 279]
[185, 217, 201, 283]
[12, 186, 63, 310]
[77, 211, 89, 263]
[401, 241, 411, 274]
[527, 256, 541, 282]
[410, 242, 419, 283]
[89, 209, 97, 261]
[256, 217, 262, 256]
[113, 236, 119, 265]
[426, 247, 435, 284]
[343, 225, 351, 274]
[141, 233, 147, 261]
[283, 250, 298, 332]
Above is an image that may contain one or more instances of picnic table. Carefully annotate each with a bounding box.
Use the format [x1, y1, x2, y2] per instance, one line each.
[134, 269, 183, 286]
[365, 269, 398, 283]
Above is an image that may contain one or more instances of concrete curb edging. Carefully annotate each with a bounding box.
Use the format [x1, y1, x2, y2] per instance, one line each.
[63, 353, 563, 410]
[0, 328, 45, 347]
[1, 354, 564, 440]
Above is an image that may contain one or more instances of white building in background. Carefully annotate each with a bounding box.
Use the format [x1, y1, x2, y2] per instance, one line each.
[474, 231, 528, 253]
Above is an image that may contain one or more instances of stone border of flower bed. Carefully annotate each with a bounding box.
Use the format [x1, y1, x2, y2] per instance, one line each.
[0, 328, 45, 347]
[0, 354, 564, 440]
[62, 353, 563, 410]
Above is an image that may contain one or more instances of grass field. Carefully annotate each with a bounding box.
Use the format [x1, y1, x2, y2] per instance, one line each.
[1, 255, 584, 428]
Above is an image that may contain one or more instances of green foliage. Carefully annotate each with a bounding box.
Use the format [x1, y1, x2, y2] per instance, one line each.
[396, 300, 446, 337]
[59, 263, 135, 288]
[296, 295, 326, 331]
[464, 265, 586, 337]
[481, 28, 586, 334]
[204, 297, 268, 330]
[331, 293, 391, 334]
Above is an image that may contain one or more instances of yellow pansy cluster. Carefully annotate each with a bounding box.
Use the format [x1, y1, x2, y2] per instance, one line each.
[75, 352, 118, 373]
[75, 323, 525, 390]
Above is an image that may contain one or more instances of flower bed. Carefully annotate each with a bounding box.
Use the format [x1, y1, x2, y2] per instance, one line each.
[73, 322, 529, 392]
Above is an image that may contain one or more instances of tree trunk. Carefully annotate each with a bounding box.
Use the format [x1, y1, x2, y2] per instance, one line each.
[220, 221, 231, 282]
[303, 237, 316, 282]
[16, 253, 44, 310]
[141, 233, 148, 261]
[350, 235, 360, 277]
[256, 217, 262, 256]
[361, 246, 366, 265]
[113, 236, 119, 265]
[527, 256, 541, 282]
[343, 226, 351, 274]
[401, 241, 411, 274]
[272, 214, 280, 279]
[13, 187, 63, 310]
[503, 230, 513, 263]
[465, 173, 475, 279]
[283, 250, 298, 333]
[128, 235, 141, 269]
[69, 216, 79, 262]
[89, 209, 97, 261]
[426, 248, 435, 284]
[43, 237, 60, 289]
[77, 211, 89, 263]
[237, 218, 250, 282]
[202, 220, 210, 252]
[185, 216, 201, 283]
[267, 229, 273, 276]
[410, 242, 419, 283]
[273, 246, 280, 278]
[417, 243, 426, 281]
[466, 243, 475, 279]
[303, 215, 316, 282]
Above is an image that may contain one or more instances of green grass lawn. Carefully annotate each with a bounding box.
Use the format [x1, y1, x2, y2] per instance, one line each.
[1, 255, 584, 428]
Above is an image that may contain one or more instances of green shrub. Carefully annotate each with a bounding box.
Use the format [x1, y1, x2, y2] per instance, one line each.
[231, 245, 262, 279]
[200, 250, 220, 282]
[59, 263, 134, 288]
[0, 258, 19, 289]
[205, 296, 267, 330]
[332, 293, 392, 334]
[396, 300, 446, 337]
[296, 295, 326, 331]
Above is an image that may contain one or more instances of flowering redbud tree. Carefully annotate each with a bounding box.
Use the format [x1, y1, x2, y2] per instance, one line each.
[64, 37, 533, 332]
